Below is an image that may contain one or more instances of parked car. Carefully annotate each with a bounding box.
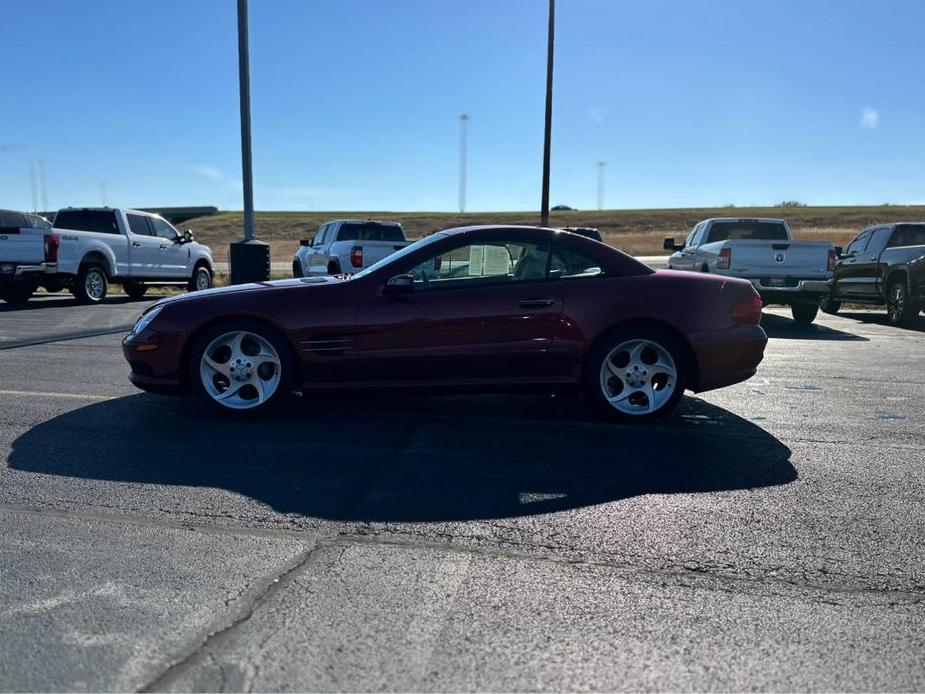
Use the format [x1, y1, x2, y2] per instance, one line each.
[821, 223, 925, 325]
[563, 227, 604, 242]
[0, 207, 214, 305]
[664, 217, 836, 325]
[292, 220, 409, 277]
[124, 225, 767, 421]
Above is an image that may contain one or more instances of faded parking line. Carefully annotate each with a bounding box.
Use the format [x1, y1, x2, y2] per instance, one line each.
[0, 326, 132, 351]
[0, 389, 115, 401]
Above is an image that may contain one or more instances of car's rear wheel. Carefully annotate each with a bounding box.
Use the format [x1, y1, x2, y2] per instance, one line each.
[819, 295, 841, 315]
[74, 264, 108, 305]
[189, 321, 294, 415]
[584, 328, 687, 423]
[4, 283, 35, 305]
[292, 260, 303, 278]
[886, 280, 918, 326]
[791, 303, 819, 326]
[123, 281, 148, 300]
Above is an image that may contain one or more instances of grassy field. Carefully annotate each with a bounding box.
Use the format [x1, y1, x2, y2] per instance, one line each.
[181, 205, 925, 262]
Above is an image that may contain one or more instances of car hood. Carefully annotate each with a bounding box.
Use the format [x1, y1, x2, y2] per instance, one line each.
[147, 275, 347, 311]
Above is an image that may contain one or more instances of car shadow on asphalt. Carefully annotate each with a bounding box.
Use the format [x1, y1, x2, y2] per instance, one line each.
[836, 311, 925, 333]
[9, 392, 796, 522]
[760, 313, 869, 341]
[0, 294, 145, 312]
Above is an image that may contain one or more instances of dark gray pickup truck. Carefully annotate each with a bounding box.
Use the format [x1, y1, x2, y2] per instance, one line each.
[821, 223, 925, 325]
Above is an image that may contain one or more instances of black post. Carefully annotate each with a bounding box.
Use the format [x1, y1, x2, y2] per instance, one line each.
[540, 0, 555, 227]
[230, 0, 270, 284]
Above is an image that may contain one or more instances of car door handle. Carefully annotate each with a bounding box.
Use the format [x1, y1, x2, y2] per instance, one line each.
[519, 298, 555, 308]
[132, 241, 141, 247]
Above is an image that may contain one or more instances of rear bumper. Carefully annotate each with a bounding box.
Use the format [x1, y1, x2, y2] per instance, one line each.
[688, 324, 767, 392]
[749, 277, 830, 297]
[0, 262, 56, 283]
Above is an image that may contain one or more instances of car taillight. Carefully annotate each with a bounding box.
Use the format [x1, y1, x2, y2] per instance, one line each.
[350, 245, 363, 268]
[717, 247, 732, 270]
[827, 248, 836, 272]
[731, 288, 763, 324]
[44, 233, 59, 262]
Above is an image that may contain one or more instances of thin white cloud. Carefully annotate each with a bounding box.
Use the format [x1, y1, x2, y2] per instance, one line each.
[860, 107, 880, 129]
[188, 165, 224, 180]
[588, 106, 605, 124]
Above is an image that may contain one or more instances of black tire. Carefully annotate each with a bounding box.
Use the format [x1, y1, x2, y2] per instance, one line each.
[819, 296, 841, 315]
[327, 260, 341, 275]
[886, 279, 919, 326]
[701, 264, 709, 273]
[583, 326, 688, 423]
[73, 263, 108, 305]
[292, 260, 303, 278]
[188, 265, 212, 292]
[187, 319, 296, 416]
[791, 303, 819, 326]
[123, 281, 148, 300]
[4, 283, 35, 306]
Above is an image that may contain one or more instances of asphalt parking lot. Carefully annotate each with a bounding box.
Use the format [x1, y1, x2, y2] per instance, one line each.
[1, 296, 924, 691]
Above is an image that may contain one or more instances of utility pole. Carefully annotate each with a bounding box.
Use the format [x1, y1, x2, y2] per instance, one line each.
[29, 160, 38, 213]
[459, 114, 469, 213]
[37, 157, 48, 214]
[99, 182, 107, 207]
[539, 0, 555, 227]
[597, 161, 605, 211]
[229, 0, 269, 283]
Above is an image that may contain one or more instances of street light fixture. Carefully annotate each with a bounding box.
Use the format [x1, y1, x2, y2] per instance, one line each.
[539, 0, 555, 227]
[459, 114, 469, 213]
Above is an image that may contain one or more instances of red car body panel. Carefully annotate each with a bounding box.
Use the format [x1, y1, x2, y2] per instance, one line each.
[123, 226, 767, 396]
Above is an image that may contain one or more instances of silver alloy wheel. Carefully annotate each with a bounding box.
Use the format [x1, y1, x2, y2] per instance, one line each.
[85, 268, 106, 300]
[888, 284, 904, 323]
[599, 338, 678, 415]
[199, 331, 282, 410]
[195, 268, 211, 292]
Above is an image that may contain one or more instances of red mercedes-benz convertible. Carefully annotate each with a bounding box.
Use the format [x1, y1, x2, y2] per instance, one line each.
[123, 226, 766, 421]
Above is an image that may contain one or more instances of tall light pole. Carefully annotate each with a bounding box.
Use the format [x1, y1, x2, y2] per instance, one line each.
[539, 0, 555, 227]
[459, 114, 469, 213]
[597, 161, 605, 211]
[230, 0, 269, 283]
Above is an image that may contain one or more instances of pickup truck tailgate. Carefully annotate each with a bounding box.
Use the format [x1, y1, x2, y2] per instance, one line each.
[360, 240, 408, 267]
[0, 228, 45, 264]
[725, 240, 831, 277]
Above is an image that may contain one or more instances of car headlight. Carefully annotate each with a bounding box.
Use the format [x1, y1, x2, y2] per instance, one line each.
[132, 305, 164, 334]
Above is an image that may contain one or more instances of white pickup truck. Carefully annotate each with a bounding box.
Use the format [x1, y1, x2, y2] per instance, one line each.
[292, 219, 409, 276]
[664, 217, 836, 325]
[0, 207, 214, 305]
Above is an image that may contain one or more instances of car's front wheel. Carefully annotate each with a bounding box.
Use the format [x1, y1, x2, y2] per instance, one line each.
[819, 295, 841, 315]
[584, 327, 687, 423]
[188, 321, 294, 415]
[791, 303, 819, 325]
[188, 265, 212, 293]
[887, 279, 919, 326]
[123, 281, 148, 300]
[74, 264, 108, 305]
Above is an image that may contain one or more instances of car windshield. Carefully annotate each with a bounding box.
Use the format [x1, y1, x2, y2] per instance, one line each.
[337, 222, 404, 242]
[352, 232, 446, 278]
[707, 221, 789, 242]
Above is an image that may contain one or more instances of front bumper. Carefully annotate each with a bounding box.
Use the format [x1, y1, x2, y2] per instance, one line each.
[122, 331, 185, 396]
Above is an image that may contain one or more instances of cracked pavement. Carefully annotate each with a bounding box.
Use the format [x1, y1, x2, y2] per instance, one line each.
[0, 297, 923, 691]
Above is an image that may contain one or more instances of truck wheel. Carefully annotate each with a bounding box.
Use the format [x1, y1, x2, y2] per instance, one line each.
[188, 265, 212, 292]
[292, 260, 303, 278]
[886, 280, 918, 326]
[791, 303, 819, 326]
[819, 296, 841, 315]
[123, 281, 148, 300]
[4, 283, 35, 306]
[74, 264, 108, 305]
[327, 260, 341, 275]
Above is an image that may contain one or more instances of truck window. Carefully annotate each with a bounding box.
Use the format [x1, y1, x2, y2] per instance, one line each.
[706, 221, 789, 243]
[887, 224, 925, 248]
[150, 217, 178, 240]
[54, 210, 119, 235]
[337, 222, 403, 242]
[127, 214, 153, 236]
[845, 230, 872, 256]
[0, 211, 28, 228]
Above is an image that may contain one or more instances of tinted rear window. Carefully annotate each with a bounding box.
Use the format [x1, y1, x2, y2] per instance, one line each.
[0, 211, 27, 228]
[337, 222, 404, 242]
[707, 221, 789, 242]
[54, 210, 120, 235]
[890, 224, 925, 247]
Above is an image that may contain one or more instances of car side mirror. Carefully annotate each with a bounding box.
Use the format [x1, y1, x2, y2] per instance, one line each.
[299, 238, 311, 247]
[384, 273, 414, 295]
[182, 229, 194, 243]
[663, 237, 680, 251]
[840, 250, 856, 259]
[833, 246, 843, 257]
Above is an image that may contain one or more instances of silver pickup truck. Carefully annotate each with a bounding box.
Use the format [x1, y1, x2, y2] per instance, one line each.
[664, 217, 836, 325]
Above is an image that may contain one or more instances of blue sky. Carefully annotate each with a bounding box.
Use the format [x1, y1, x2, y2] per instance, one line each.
[3, 0, 925, 212]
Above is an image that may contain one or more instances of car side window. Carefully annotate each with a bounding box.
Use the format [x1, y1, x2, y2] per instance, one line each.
[684, 223, 700, 248]
[150, 217, 178, 240]
[845, 230, 872, 256]
[317, 224, 333, 246]
[549, 246, 603, 279]
[865, 227, 891, 254]
[887, 225, 925, 248]
[408, 241, 550, 289]
[127, 213, 153, 236]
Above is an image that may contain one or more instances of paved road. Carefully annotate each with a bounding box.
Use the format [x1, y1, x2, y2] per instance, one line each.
[0, 298, 923, 691]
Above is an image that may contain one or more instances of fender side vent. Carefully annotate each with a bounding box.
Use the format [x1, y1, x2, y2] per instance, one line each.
[301, 335, 352, 356]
